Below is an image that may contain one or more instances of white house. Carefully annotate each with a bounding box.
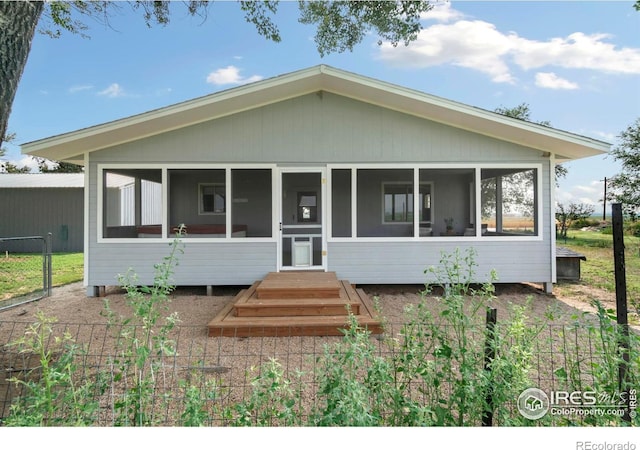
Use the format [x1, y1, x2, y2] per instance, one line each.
[22, 65, 609, 295]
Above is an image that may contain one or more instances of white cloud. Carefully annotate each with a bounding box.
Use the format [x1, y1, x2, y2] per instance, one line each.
[422, 2, 465, 23]
[377, 7, 640, 86]
[535, 72, 579, 90]
[98, 83, 125, 98]
[513, 32, 640, 74]
[68, 84, 93, 94]
[379, 19, 519, 83]
[206, 65, 263, 86]
[575, 184, 599, 194]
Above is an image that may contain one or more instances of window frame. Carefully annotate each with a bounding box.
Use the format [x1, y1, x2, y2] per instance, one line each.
[198, 182, 226, 215]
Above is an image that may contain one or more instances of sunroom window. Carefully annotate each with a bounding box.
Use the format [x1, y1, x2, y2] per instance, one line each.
[102, 169, 163, 238]
[169, 169, 226, 238]
[357, 169, 413, 237]
[481, 168, 538, 236]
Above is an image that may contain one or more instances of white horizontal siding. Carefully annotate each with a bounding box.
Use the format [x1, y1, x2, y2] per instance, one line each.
[327, 241, 551, 285]
[87, 241, 277, 286]
[90, 93, 542, 165]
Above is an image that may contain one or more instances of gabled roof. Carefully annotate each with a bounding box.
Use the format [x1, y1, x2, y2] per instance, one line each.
[22, 65, 610, 165]
[0, 173, 84, 188]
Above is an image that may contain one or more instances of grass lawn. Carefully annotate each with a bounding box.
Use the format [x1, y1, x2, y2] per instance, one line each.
[0, 253, 83, 300]
[556, 229, 640, 313]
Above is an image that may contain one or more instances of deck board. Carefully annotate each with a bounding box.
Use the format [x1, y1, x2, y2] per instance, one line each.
[256, 272, 341, 299]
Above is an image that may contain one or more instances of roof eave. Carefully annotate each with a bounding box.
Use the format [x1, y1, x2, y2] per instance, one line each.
[22, 65, 610, 163]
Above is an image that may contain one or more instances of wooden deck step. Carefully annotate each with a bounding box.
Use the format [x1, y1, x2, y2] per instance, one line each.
[255, 272, 341, 299]
[208, 313, 383, 337]
[207, 273, 383, 337]
[234, 278, 363, 317]
[235, 296, 360, 317]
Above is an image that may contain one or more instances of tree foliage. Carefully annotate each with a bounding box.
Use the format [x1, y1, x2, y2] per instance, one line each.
[556, 202, 595, 239]
[495, 103, 551, 128]
[494, 103, 567, 186]
[37, 158, 84, 173]
[298, 1, 432, 56]
[0, 132, 30, 173]
[607, 117, 640, 220]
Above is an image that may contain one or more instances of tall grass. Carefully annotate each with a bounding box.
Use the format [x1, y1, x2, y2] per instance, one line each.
[0, 253, 83, 300]
[557, 229, 640, 315]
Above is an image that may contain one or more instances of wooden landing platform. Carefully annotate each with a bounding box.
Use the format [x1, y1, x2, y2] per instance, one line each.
[207, 272, 383, 337]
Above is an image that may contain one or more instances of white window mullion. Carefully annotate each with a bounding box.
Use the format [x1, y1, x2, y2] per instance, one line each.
[475, 167, 481, 236]
[351, 168, 357, 238]
[162, 168, 168, 238]
[226, 168, 232, 238]
[414, 168, 419, 238]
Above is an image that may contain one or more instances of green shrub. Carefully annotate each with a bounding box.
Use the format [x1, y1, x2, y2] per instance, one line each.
[625, 221, 640, 237]
[571, 218, 601, 229]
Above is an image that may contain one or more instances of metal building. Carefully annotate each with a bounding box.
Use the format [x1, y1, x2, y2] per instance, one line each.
[0, 173, 84, 252]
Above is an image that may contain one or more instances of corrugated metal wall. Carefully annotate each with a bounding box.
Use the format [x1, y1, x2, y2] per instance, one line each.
[0, 188, 84, 252]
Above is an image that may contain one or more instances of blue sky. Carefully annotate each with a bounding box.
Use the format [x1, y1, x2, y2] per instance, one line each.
[5, 1, 640, 214]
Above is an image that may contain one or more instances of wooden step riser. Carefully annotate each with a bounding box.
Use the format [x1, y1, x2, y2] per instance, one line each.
[208, 323, 384, 338]
[256, 288, 341, 299]
[235, 304, 360, 317]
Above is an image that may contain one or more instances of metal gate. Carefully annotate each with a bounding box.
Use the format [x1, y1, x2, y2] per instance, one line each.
[0, 234, 52, 311]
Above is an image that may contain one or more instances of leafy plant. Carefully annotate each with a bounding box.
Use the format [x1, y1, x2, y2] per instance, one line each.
[102, 226, 185, 426]
[307, 311, 394, 426]
[4, 311, 105, 426]
[230, 358, 304, 426]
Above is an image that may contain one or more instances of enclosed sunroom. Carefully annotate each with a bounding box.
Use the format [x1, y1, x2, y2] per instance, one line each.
[22, 65, 609, 295]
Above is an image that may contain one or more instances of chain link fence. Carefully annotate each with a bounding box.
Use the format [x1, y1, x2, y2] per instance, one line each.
[0, 235, 52, 311]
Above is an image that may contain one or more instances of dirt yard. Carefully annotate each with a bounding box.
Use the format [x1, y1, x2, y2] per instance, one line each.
[0, 280, 629, 330]
[1, 279, 634, 426]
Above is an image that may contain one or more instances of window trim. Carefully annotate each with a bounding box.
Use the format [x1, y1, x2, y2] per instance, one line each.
[97, 163, 276, 243]
[327, 163, 543, 242]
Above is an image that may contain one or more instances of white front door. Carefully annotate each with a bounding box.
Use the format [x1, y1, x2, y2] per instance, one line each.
[278, 168, 326, 271]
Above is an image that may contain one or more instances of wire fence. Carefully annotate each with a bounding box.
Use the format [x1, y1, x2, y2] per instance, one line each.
[0, 235, 52, 311]
[1, 317, 637, 426]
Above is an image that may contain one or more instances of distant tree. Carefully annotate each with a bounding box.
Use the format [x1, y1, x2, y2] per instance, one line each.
[607, 117, 640, 221]
[494, 103, 567, 186]
[1, 1, 434, 148]
[556, 202, 595, 239]
[36, 157, 83, 173]
[495, 103, 551, 127]
[0, 132, 31, 173]
[2, 162, 31, 174]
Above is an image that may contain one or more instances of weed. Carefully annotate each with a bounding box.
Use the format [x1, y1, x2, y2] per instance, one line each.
[3, 312, 105, 426]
